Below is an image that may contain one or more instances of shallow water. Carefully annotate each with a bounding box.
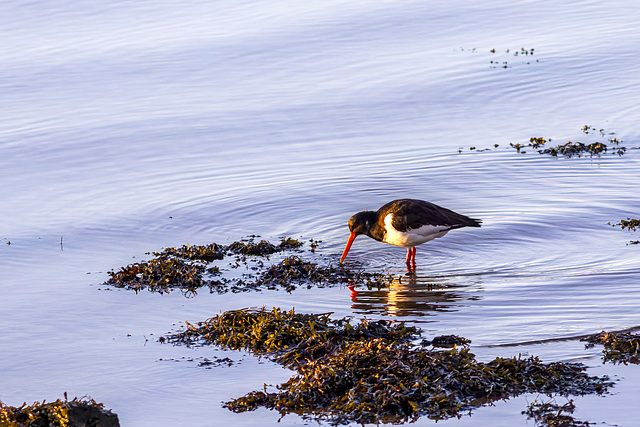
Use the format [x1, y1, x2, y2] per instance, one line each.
[2, 1, 640, 426]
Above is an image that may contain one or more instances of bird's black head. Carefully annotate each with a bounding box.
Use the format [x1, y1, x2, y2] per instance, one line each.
[348, 211, 377, 236]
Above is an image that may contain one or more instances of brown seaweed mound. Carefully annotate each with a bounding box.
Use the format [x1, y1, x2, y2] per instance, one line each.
[154, 243, 226, 261]
[104, 237, 385, 295]
[169, 307, 417, 358]
[167, 307, 612, 425]
[105, 256, 206, 294]
[225, 344, 609, 425]
[253, 256, 388, 292]
[0, 396, 119, 427]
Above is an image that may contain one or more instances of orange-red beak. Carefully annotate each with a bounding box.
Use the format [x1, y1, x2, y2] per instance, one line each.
[340, 233, 356, 264]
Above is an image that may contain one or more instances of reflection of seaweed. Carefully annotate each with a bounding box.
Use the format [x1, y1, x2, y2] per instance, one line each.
[523, 397, 592, 427]
[583, 331, 640, 364]
[167, 307, 612, 425]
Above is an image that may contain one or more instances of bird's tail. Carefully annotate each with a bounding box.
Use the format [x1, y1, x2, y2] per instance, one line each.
[449, 217, 482, 229]
[468, 217, 482, 227]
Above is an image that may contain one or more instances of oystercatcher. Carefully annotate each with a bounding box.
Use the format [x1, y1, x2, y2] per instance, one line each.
[340, 199, 481, 268]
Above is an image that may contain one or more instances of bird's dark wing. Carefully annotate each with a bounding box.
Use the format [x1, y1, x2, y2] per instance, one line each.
[379, 199, 481, 232]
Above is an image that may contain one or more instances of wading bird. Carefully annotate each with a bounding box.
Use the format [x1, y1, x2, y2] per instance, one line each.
[340, 199, 481, 269]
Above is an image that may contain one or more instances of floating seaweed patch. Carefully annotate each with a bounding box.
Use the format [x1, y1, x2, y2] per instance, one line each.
[158, 355, 237, 368]
[225, 346, 609, 424]
[608, 218, 640, 232]
[253, 256, 390, 292]
[279, 237, 304, 251]
[489, 47, 538, 68]
[152, 243, 225, 261]
[529, 137, 547, 149]
[424, 334, 471, 348]
[460, 125, 630, 156]
[538, 141, 609, 158]
[523, 397, 592, 427]
[0, 396, 119, 427]
[506, 126, 627, 158]
[198, 357, 235, 368]
[105, 256, 207, 294]
[105, 238, 389, 295]
[308, 238, 321, 252]
[581, 124, 605, 136]
[166, 307, 612, 425]
[206, 257, 389, 295]
[228, 239, 279, 256]
[454, 46, 539, 68]
[582, 331, 640, 365]
[228, 236, 303, 256]
[608, 218, 640, 245]
[167, 307, 418, 359]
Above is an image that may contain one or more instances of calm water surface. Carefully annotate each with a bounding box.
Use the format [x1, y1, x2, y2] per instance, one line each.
[2, 1, 640, 426]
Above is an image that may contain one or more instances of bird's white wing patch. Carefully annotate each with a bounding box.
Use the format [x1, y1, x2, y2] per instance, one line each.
[382, 214, 451, 247]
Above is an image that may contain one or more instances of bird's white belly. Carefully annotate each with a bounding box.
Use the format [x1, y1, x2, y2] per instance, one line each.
[382, 214, 450, 248]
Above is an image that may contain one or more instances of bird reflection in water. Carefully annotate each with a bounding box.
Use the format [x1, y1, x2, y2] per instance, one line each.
[348, 272, 481, 318]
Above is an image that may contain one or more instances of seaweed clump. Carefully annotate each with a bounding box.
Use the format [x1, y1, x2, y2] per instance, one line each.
[425, 334, 471, 348]
[252, 256, 389, 292]
[0, 396, 119, 427]
[489, 47, 538, 68]
[167, 307, 612, 425]
[608, 218, 640, 245]
[608, 218, 640, 232]
[228, 239, 279, 256]
[228, 347, 609, 424]
[104, 237, 371, 295]
[228, 236, 303, 256]
[105, 254, 207, 294]
[169, 307, 418, 360]
[538, 141, 611, 158]
[105, 242, 230, 294]
[523, 398, 592, 427]
[510, 137, 548, 153]
[153, 243, 225, 261]
[509, 126, 626, 158]
[582, 331, 640, 364]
